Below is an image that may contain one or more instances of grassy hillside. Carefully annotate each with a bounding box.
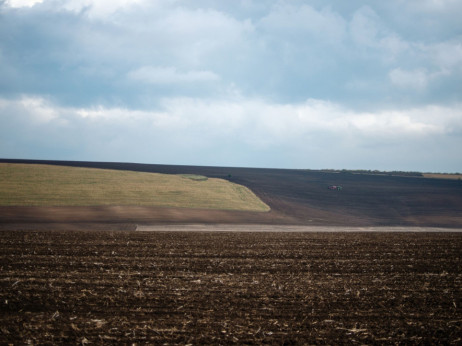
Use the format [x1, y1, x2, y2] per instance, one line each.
[0, 163, 270, 212]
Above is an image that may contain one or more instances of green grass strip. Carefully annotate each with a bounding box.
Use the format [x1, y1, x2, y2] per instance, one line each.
[0, 163, 270, 212]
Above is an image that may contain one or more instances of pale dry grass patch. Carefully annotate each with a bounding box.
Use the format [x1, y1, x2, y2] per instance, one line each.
[423, 173, 462, 180]
[0, 163, 270, 212]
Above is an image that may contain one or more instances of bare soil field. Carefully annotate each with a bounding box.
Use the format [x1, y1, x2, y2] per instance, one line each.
[1, 229, 461, 344]
[1, 159, 461, 227]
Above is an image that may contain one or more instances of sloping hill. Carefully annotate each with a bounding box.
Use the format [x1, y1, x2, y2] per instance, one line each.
[1, 159, 462, 227]
[0, 163, 269, 211]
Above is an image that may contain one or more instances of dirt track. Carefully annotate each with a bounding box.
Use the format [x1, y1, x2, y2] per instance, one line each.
[136, 224, 462, 232]
[1, 159, 462, 227]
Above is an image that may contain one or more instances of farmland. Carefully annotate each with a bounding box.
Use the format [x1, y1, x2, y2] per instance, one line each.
[0, 159, 461, 344]
[0, 163, 269, 212]
[423, 173, 462, 180]
[2, 159, 462, 227]
[0, 228, 461, 344]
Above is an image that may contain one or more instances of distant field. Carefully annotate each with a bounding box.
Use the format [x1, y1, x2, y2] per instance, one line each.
[0, 164, 269, 212]
[423, 173, 462, 180]
[2, 159, 462, 227]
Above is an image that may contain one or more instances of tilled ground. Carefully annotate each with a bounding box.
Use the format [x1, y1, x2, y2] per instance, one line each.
[3, 159, 462, 227]
[0, 229, 461, 344]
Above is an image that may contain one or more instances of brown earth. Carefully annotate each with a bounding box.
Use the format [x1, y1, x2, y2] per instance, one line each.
[1, 159, 462, 228]
[1, 229, 461, 344]
[1, 160, 461, 344]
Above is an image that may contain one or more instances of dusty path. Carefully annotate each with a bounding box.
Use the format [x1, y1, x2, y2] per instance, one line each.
[136, 224, 462, 232]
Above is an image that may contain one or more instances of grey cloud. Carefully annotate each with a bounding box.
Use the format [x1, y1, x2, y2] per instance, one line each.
[1, 0, 461, 109]
[1, 0, 461, 171]
[127, 66, 220, 85]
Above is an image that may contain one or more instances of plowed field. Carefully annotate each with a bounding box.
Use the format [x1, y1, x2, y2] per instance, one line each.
[1, 229, 461, 344]
[2, 159, 462, 227]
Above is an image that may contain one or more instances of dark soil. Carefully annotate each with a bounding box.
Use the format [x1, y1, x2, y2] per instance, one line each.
[1, 159, 462, 227]
[1, 229, 461, 344]
[1, 160, 461, 344]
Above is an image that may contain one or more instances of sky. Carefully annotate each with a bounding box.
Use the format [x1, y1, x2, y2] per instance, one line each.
[1, 0, 461, 172]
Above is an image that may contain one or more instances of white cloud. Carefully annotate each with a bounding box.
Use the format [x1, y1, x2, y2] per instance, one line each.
[127, 66, 219, 85]
[5, 0, 43, 7]
[349, 6, 381, 47]
[4, 0, 146, 14]
[0, 96, 58, 123]
[3, 95, 459, 138]
[416, 0, 462, 12]
[389, 68, 430, 90]
[430, 41, 462, 70]
[259, 3, 346, 43]
[1, 95, 461, 170]
[60, 0, 146, 19]
[349, 6, 410, 61]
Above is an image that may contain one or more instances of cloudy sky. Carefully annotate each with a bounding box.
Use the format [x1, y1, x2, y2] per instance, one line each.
[1, 0, 461, 172]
